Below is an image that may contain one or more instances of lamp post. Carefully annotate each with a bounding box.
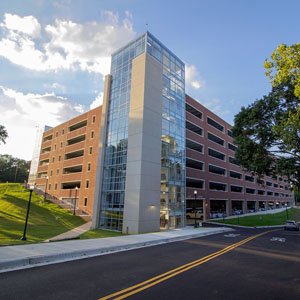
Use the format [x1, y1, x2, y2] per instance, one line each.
[20, 186, 34, 241]
[194, 190, 197, 228]
[73, 186, 78, 215]
[44, 176, 48, 201]
[285, 203, 288, 220]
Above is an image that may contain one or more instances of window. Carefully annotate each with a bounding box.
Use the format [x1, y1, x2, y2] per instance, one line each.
[87, 163, 91, 171]
[56, 132, 58, 137]
[267, 191, 273, 196]
[209, 182, 227, 191]
[231, 185, 243, 193]
[228, 143, 237, 152]
[92, 115, 96, 123]
[246, 188, 256, 194]
[186, 103, 202, 120]
[91, 131, 94, 139]
[52, 157, 55, 163]
[275, 192, 279, 196]
[63, 165, 82, 174]
[229, 156, 240, 166]
[228, 130, 233, 137]
[84, 198, 88, 206]
[186, 178, 204, 189]
[274, 183, 278, 188]
[58, 156, 61, 162]
[60, 142, 63, 148]
[54, 144, 57, 150]
[186, 121, 203, 136]
[208, 132, 224, 146]
[86, 180, 89, 188]
[50, 170, 53, 176]
[230, 170, 242, 180]
[266, 181, 272, 187]
[208, 148, 225, 161]
[257, 179, 264, 185]
[186, 139, 203, 153]
[55, 183, 57, 190]
[245, 175, 254, 182]
[258, 190, 265, 195]
[62, 129, 64, 135]
[207, 117, 224, 132]
[89, 147, 93, 154]
[56, 169, 59, 175]
[209, 164, 226, 176]
[67, 135, 86, 145]
[48, 184, 51, 190]
[69, 120, 87, 132]
[65, 150, 84, 160]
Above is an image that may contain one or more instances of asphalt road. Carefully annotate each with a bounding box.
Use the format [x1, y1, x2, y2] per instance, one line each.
[1, 227, 300, 300]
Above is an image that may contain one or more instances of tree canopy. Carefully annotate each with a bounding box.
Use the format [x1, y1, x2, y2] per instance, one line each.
[0, 154, 30, 183]
[232, 82, 299, 188]
[0, 125, 8, 145]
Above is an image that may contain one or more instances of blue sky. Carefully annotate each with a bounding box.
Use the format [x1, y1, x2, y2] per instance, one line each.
[0, 0, 299, 160]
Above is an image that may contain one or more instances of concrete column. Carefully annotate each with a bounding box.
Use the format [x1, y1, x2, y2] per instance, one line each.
[92, 74, 111, 229]
[123, 53, 163, 234]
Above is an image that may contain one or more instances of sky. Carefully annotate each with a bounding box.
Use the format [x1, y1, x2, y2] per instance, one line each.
[0, 0, 299, 160]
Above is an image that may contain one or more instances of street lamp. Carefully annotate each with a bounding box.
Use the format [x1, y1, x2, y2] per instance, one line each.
[44, 176, 49, 201]
[194, 190, 197, 228]
[73, 186, 78, 215]
[285, 203, 289, 220]
[20, 186, 34, 241]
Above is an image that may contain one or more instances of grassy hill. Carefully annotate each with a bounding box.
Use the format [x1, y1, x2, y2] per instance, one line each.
[213, 208, 300, 226]
[0, 183, 85, 245]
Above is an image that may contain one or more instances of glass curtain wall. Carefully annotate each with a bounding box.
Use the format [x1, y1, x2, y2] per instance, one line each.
[146, 32, 186, 229]
[99, 34, 146, 231]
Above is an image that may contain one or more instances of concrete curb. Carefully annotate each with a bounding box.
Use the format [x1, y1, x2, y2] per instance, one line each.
[0, 227, 231, 273]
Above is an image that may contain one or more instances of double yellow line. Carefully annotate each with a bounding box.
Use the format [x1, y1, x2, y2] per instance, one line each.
[99, 231, 270, 300]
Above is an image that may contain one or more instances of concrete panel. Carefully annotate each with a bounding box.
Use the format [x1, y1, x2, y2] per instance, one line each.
[123, 52, 162, 234]
[92, 74, 111, 229]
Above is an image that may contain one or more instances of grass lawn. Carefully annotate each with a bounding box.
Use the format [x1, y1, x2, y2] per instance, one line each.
[213, 208, 300, 227]
[0, 183, 85, 246]
[80, 229, 124, 240]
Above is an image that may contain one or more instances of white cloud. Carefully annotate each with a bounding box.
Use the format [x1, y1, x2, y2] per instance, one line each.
[0, 11, 135, 76]
[0, 86, 85, 160]
[185, 64, 204, 91]
[0, 13, 41, 37]
[202, 98, 231, 116]
[90, 92, 104, 109]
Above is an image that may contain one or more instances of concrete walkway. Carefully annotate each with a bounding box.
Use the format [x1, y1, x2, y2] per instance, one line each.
[0, 226, 231, 273]
[44, 222, 92, 242]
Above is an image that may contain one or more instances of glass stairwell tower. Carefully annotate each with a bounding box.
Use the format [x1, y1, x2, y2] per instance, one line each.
[92, 32, 186, 234]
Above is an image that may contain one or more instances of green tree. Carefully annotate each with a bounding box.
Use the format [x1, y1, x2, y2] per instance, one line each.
[232, 82, 299, 188]
[264, 43, 300, 99]
[0, 154, 31, 183]
[0, 125, 8, 145]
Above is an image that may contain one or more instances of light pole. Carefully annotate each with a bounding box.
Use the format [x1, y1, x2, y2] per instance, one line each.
[20, 186, 34, 241]
[194, 190, 197, 228]
[285, 203, 288, 220]
[73, 186, 78, 215]
[44, 176, 48, 201]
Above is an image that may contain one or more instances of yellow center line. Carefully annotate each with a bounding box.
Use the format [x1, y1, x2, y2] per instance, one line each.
[99, 231, 271, 300]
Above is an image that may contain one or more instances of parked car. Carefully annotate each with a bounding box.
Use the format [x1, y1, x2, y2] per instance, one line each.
[186, 209, 203, 219]
[284, 220, 299, 231]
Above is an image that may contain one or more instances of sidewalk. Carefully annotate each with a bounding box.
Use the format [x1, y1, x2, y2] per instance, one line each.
[44, 221, 92, 242]
[0, 226, 231, 273]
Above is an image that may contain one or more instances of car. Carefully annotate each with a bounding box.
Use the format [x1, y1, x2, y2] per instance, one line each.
[284, 220, 299, 231]
[186, 209, 203, 219]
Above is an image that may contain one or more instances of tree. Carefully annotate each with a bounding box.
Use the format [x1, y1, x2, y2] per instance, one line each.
[264, 43, 300, 99]
[0, 154, 31, 183]
[232, 82, 300, 188]
[0, 125, 8, 145]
